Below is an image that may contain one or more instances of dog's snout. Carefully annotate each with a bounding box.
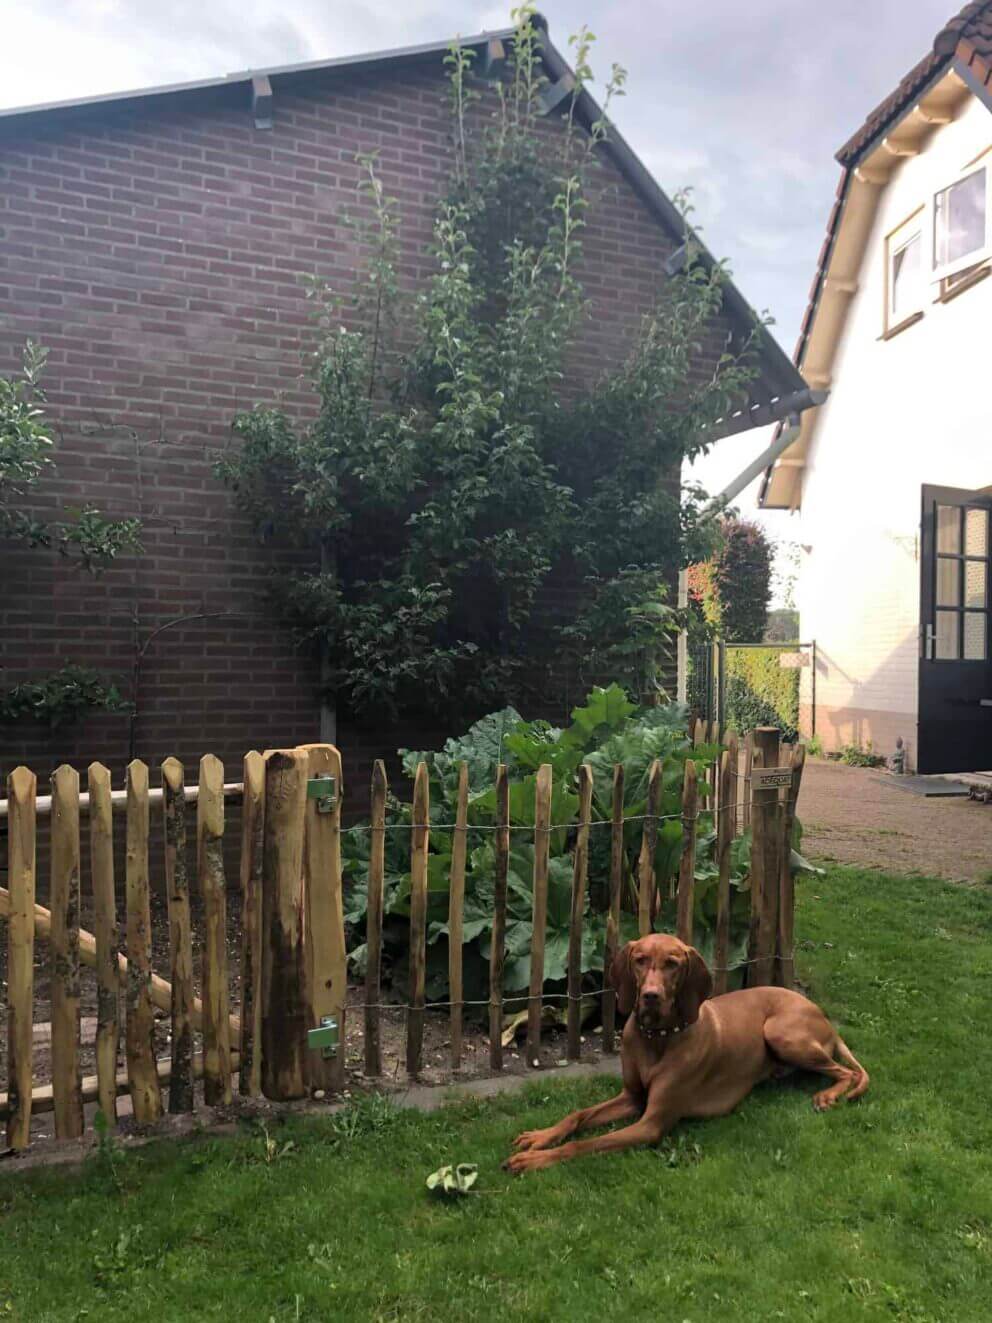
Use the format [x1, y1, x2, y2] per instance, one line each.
[640, 989, 660, 1004]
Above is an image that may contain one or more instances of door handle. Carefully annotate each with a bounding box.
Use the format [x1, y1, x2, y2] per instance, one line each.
[980, 699, 992, 707]
[924, 623, 936, 660]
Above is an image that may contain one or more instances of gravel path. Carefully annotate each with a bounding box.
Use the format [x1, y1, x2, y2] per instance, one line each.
[797, 759, 991, 883]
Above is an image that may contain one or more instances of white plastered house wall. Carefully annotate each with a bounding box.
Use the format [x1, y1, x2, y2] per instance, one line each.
[796, 93, 992, 768]
[759, 22, 992, 773]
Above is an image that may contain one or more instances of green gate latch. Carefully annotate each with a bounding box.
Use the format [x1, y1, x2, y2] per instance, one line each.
[306, 774, 337, 814]
[307, 1016, 339, 1059]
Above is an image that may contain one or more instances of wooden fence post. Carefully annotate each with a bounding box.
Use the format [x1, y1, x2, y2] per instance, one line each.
[300, 743, 347, 1094]
[489, 765, 510, 1073]
[365, 760, 387, 1077]
[447, 763, 468, 1074]
[261, 749, 309, 1101]
[50, 765, 83, 1140]
[125, 760, 163, 1124]
[748, 728, 781, 987]
[567, 765, 594, 1061]
[637, 760, 662, 936]
[726, 730, 740, 840]
[162, 758, 194, 1113]
[527, 764, 553, 1066]
[6, 767, 36, 1150]
[777, 744, 807, 990]
[199, 755, 231, 1106]
[676, 761, 698, 945]
[602, 764, 625, 1054]
[713, 751, 734, 996]
[742, 732, 754, 832]
[407, 763, 430, 1078]
[88, 763, 119, 1125]
[239, 751, 265, 1097]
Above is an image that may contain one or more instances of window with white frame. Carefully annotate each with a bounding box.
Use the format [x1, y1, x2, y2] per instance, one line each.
[885, 211, 923, 332]
[931, 162, 990, 281]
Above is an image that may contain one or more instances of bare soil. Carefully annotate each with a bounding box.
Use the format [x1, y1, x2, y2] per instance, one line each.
[0, 886, 605, 1145]
[797, 758, 991, 882]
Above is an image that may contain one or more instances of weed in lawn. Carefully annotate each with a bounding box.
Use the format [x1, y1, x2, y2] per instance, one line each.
[329, 1090, 400, 1143]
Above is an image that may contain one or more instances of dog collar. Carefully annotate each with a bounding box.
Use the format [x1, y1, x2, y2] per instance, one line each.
[638, 1022, 683, 1041]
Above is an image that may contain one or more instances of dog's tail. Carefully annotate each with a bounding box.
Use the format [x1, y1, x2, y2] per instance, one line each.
[835, 1036, 869, 1100]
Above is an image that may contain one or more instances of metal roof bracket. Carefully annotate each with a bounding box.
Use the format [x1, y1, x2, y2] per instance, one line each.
[483, 37, 507, 80]
[538, 72, 575, 116]
[252, 74, 273, 129]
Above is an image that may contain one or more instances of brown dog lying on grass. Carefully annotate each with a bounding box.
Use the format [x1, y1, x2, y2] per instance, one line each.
[505, 933, 868, 1173]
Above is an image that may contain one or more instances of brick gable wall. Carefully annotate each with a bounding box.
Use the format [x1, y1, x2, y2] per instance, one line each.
[0, 60, 726, 811]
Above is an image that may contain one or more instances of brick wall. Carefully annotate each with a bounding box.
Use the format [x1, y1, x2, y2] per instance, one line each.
[0, 57, 724, 825]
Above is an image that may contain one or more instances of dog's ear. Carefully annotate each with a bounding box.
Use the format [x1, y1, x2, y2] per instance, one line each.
[676, 945, 713, 1028]
[609, 943, 636, 1016]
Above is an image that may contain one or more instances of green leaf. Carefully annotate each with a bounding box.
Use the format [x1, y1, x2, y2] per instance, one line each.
[425, 1163, 478, 1197]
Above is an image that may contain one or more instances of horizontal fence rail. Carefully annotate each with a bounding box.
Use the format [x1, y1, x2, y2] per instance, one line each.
[0, 727, 804, 1149]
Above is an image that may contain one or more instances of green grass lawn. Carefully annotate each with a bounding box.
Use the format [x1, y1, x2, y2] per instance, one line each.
[3, 866, 991, 1322]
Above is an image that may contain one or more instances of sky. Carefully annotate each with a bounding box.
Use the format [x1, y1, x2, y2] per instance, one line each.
[0, 0, 959, 558]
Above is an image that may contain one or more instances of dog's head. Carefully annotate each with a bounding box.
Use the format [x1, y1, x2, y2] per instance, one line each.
[609, 934, 713, 1035]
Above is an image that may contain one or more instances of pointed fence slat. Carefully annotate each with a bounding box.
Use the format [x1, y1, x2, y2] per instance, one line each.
[742, 731, 754, 832]
[6, 767, 36, 1150]
[488, 765, 510, 1073]
[726, 730, 740, 839]
[676, 761, 698, 944]
[407, 763, 430, 1077]
[447, 762, 469, 1073]
[301, 743, 347, 1094]
[602, 764, 625, 1055]
[526, 764, 553, 1065]
[125, 760, 163, 1123]
[748, 727, 781, 987]
[88, 763, 119, 1125]
[713, 751, 734, 995]
[637, 760, 662, 936]
[365, 761, 388, 1077]
[261, 749, 309, 1101]
[50, 765, 83, 1140]
[239, 751, 265, 1097]
[198, 754, 231, 1106]
[162, 758, 194, 1114]
[777, 744, 806, 990]
[567, 765, 594, 1060]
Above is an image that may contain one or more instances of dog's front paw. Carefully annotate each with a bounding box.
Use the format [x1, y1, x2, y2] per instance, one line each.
[503, 1147, 557, 1174]
[512, 1129, 551, 1152]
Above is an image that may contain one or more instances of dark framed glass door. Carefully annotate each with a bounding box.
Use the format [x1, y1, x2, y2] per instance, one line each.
[918, 484, 992, 773]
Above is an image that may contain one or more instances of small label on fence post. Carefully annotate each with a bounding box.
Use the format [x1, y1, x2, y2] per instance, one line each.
[752, 767, 793, 790]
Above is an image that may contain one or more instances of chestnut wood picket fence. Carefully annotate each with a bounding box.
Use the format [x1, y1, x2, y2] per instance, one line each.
[0, 726, 804, 1151]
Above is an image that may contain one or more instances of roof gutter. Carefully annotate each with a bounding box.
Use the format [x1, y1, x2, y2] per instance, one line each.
[702, 385, 827, 445]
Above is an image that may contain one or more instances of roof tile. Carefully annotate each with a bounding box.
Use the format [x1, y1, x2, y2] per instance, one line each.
[836, 1, 992, 164]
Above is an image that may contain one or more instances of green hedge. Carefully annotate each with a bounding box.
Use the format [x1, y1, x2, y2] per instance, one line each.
[725, 647, 799, 740]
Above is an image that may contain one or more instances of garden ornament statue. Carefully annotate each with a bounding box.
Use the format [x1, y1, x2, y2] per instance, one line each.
[890, 737, 906, 775]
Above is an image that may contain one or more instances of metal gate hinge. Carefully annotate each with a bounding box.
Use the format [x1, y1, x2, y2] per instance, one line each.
[306, 774, 337, 813]
[307, 1016, 339, 1059]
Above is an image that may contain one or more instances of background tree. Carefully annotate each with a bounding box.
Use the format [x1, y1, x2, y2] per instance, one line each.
[0, 342, 142, 724]
[218, 8, 758, 721]
[687, 516, 773, 643]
